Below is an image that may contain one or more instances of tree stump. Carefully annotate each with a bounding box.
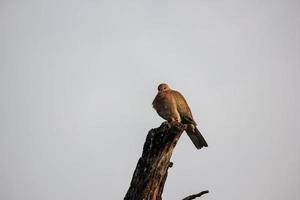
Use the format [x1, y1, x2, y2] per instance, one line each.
[124, 122, 185, 200]
[124, 122, 208, 200]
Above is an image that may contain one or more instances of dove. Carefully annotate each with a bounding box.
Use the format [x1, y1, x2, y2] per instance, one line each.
[152, 83, 208, 149]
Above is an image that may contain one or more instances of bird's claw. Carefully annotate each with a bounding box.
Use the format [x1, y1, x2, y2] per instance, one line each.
[182, 124, 188, 130]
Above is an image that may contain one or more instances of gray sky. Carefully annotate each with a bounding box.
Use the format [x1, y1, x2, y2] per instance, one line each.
[1, 0, 300, 199]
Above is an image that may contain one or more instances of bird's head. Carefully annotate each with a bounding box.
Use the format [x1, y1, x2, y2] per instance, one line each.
[158, 83, 170, 92]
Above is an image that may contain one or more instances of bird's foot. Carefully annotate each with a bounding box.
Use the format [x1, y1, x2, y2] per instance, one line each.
[162, 120, 179, 128]
[182, 124, 188, 130]
[170, 120, 180, 127]
[162, 120, 185, 131]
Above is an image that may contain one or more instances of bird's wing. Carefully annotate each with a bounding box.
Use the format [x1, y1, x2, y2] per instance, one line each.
[171, 90, 197, 126]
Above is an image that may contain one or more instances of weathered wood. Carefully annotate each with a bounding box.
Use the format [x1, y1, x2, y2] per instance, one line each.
[124, 122, 185, 200]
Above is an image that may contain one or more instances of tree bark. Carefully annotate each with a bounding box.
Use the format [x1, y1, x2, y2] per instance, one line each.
[124, 122, 185, 200]
[124, 122, 208, 200]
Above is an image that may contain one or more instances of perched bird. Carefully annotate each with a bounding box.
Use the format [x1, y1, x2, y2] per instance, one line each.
[152, 83, 208, 149]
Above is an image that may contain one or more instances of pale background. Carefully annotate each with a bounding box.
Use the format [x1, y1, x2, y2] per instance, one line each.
[1, 0, 300, 199]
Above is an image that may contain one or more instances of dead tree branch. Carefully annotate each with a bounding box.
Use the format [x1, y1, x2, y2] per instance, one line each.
[182, 190, 209, 200]
[124, 122, 208, 200]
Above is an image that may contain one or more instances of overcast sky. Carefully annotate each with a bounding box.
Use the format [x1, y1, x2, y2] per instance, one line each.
[1, 0, 300, 200]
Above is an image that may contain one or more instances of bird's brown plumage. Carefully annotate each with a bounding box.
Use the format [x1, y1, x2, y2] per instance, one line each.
[152, 83, 208, 149]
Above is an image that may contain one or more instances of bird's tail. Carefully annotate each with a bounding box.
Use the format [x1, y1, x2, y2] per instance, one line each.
[186, 126, 208, 149]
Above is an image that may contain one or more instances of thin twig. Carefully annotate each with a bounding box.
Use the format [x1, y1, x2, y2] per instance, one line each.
[182, 190, 209, 200]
